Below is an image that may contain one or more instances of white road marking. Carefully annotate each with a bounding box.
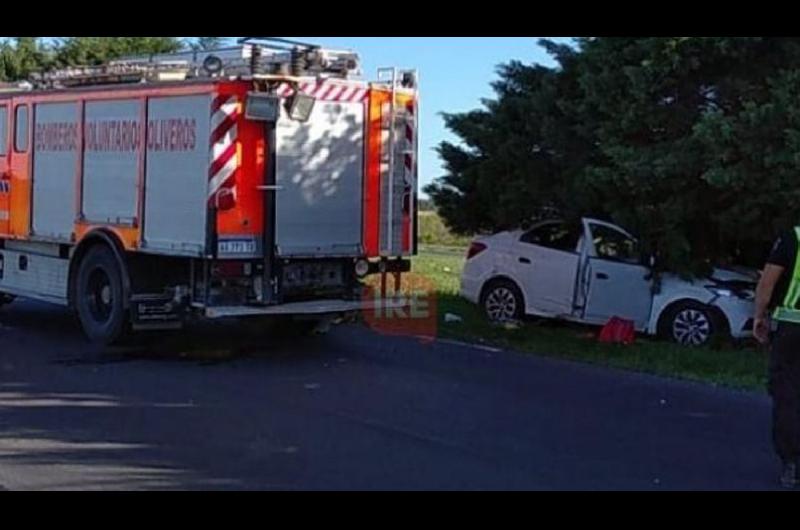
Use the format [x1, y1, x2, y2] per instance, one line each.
[435, 338, 503, 354]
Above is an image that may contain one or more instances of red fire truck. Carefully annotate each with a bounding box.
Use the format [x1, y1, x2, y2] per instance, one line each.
[0, 38, 418, 344]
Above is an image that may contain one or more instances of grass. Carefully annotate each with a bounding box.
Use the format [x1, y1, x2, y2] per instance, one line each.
[409, 245, 768, 393]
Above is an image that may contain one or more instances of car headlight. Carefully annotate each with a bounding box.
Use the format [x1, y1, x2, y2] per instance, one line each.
[707, 287, 733, 297]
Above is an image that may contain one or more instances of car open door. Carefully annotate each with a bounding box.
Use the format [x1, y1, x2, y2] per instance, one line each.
[581, 220, 653, 330]
[514, 221, 583, 317]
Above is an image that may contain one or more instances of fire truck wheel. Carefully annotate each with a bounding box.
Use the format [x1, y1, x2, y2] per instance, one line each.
[0, 293, 14, 307]
[75, 245, 128, 345]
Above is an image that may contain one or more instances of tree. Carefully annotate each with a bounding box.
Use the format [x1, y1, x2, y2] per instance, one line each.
[572, 38, 800, 274]
[52, 37, 184, 68]
[427, 37, 800, 276]
[0, 37, 53, 81]
[429, 58, 591, 235]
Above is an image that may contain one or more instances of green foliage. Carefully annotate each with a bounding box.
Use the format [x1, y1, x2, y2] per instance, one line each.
[0, 37, 186, 82]
[53, 37, 184, 67]
[417, 197, 435, 211]
[427, 37, 800, 276]
[0, 38, 54, 81]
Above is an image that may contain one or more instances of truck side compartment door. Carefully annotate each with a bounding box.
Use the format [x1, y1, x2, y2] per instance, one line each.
[275, 96, 365, 257]
[0, 103, 9, 234]
[31, 101, 80, 241]
[8, 101, 31, 238]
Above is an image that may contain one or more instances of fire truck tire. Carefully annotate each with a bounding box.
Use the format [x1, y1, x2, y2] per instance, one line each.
[74, 245, 129, 345]
[0, 293, 14, 307]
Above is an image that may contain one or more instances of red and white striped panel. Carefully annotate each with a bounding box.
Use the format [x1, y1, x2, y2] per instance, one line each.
[208, 94, 240, 203]
[275, 82, 368, 103]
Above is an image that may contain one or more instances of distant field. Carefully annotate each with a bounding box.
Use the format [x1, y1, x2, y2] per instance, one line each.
[417, 210, 473, 248]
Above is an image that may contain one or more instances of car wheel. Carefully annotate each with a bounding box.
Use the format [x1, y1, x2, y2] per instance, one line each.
[659, 301, 720, 347]
[75, 245, 129, 345]
[481, 280, 524, 323]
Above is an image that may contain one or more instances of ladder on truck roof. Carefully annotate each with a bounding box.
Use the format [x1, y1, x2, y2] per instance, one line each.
[376, 67, 419, 256]
[28, 38, 363, 90]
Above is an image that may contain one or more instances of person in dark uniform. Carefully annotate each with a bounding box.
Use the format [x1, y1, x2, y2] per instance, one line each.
[754, 227, 800, 488]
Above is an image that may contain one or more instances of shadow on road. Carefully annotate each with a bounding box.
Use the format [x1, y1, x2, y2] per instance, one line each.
[1, 299, 332, 363]
[0, 301, 344, 490]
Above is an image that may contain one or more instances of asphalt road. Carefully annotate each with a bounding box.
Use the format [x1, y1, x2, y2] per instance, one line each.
[0, 299, 781, 490]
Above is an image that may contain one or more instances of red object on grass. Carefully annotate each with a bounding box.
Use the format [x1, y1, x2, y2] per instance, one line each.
[598, 317, 636, 345]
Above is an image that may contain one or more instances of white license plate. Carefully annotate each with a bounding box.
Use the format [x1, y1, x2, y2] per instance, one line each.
[218, 240, 257, 255]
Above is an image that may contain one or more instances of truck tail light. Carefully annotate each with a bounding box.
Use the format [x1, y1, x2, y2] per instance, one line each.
[466, 242, 487, 260]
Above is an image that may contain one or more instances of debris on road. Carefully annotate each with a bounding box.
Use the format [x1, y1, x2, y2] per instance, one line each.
[444, 313, 463, 323]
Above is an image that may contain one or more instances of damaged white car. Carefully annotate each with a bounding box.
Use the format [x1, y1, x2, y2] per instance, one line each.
[460, 218, 757, 346]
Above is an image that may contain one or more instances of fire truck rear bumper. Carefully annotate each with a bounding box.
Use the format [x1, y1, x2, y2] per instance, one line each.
[202, 298, 408, 319]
